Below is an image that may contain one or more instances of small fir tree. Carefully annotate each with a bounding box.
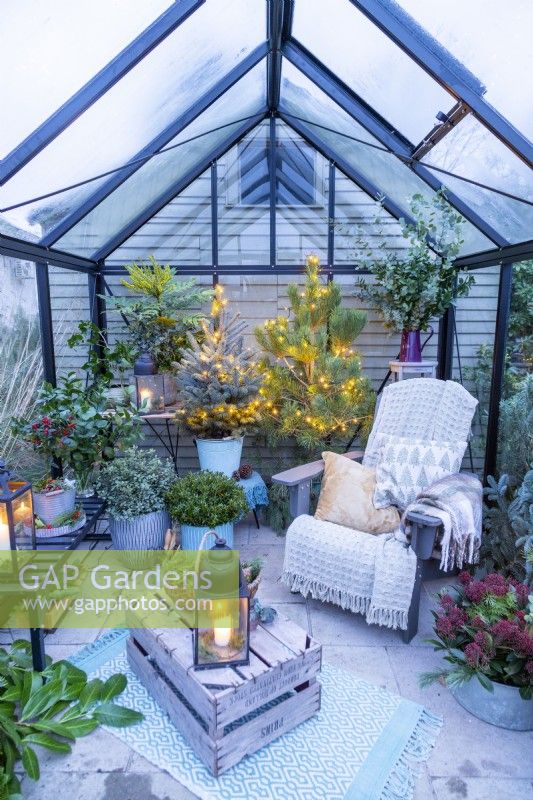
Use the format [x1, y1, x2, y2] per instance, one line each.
[255, 255, 374, 450]
[174, 286, 262, 438]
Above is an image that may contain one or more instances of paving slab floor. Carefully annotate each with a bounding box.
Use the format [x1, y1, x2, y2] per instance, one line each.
[11, 521, 533, 800]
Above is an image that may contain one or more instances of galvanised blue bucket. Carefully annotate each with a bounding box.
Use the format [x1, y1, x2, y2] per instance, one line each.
[179, 521, 234, 550]
[195, 437, 244, 477]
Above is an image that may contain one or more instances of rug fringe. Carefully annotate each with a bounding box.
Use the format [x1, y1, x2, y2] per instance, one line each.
[380, 709, 442, 800]
[366, 605, 408, 630]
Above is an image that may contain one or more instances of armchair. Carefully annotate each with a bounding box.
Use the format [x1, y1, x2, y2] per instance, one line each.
[272, 378, 478, 642]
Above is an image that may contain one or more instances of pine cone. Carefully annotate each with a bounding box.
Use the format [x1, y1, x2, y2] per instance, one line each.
[239, 463, 253, 480]
[232, 470, 241, 481]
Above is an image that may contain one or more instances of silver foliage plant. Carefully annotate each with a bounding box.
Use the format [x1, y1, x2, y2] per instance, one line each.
[95, 447, 175, 519]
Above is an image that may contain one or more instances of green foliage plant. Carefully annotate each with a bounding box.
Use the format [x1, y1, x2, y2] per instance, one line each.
[175, 286, 263, 438]
[255, 255, 374, 451]
[165, 471, 248, 528]
[104, 257, 213, 372]
[0, 640, 142, 797]
[95, 447, 175, 520]
[511, 468, 533, 587]
[356, 192, 472, 333]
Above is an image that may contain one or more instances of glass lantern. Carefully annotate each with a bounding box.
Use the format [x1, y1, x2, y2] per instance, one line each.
[194, 534, 250, 670]
[134, 374, 165, 415]
[0, 461, 35, 550]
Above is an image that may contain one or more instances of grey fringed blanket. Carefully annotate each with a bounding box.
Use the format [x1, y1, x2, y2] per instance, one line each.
[402, 472, 483, 571]
[282, 515, 416, 630]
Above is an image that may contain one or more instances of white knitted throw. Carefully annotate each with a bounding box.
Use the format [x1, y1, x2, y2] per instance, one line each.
[282, 515, 416, 630]
[403, 473, 483, 571]
[363, 378, 478, 468]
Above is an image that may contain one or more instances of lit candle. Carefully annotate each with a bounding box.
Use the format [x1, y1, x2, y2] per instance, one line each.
[140, 388, 153, 412]
[0, 522, 11, 551]
[213, 624, 232, 648]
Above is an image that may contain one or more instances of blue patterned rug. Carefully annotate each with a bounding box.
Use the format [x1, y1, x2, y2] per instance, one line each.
[70, 630, 441, 800]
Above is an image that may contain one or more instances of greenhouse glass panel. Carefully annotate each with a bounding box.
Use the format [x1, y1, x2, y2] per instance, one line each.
[0, 0, 265, 240]
[424, 116, 533, 243]
[333, 170, 406, 264]
[0, 0, 173, 158]
[59, 63, 266, 257]
[395, 0, 533, 140]
[292, 0, 453, 143]
[279, 62, 492, 255]
[219, 124, 271, 266]
[108, 171, 212, 268]
[276, 124, 329, 265]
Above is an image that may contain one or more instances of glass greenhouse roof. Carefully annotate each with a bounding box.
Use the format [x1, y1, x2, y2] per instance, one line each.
[0, 0, 531, 270]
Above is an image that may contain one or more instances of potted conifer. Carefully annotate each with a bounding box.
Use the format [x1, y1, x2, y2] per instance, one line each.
[174, 286, 262, 476]
[165, 470, 248, 549]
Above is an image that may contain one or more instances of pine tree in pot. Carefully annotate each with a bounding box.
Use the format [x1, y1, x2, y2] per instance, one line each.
[174, 286, 262, 476]
[95, 448, 175, 550]
[356, 192, 472, 362]
[165, 470, 248, 550]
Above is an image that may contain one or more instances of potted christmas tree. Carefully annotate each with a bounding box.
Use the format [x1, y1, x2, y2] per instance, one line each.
[174, 286, 262, 476]
[255, 255, 374, 450]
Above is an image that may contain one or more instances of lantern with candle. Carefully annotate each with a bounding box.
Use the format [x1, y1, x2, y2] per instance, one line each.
[134, 375, 166, 415]
[0, 461, 36, 550]
[194, 533, 250, 669]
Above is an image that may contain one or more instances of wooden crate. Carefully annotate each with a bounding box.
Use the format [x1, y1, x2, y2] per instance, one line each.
[127, 615, 321, 776]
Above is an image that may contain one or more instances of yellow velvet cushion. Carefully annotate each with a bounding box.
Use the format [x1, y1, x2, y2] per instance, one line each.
[314, 451, 400, 534]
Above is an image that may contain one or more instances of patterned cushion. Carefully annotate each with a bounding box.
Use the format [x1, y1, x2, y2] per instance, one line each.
[373, 436, 467, 510]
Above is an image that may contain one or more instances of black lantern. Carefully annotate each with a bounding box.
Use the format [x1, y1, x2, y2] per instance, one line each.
[0, 461, 35, 551]
[134, 374, 166, 414]
[193, 534, 250, 670]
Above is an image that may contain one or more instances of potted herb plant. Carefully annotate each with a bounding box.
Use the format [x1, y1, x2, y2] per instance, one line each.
[104, 257, 212, 405]
[356, 192, 473, 362]
[420, 571, 533, 730]
[95, 447, 175, 550]
[175, 286, 262, 476]
[165, 470, 248, 549]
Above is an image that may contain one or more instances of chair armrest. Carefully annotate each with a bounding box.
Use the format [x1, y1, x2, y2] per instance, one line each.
[272, 450, 364, 487]
[404, 510, 442, 560]
[272, 450, 364, 519]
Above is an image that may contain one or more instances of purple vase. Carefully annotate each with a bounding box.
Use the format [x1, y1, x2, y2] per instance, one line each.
[399, 330, 422, 362]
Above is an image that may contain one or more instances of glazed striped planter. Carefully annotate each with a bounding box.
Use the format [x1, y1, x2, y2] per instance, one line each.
[109, 511, 170, 551]
[179, 521, 234, 550]
[195, 437, 244, 477]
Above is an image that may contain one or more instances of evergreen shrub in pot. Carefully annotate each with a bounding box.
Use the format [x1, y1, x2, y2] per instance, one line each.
[165, 470, 248, 550]
[96, 447, 175, 550]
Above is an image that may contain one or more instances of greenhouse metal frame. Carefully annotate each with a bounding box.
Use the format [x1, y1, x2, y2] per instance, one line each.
[1, 0, 532, 482]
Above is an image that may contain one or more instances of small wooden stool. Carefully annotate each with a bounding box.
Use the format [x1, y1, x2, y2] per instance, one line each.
[389, 360, 437, 381]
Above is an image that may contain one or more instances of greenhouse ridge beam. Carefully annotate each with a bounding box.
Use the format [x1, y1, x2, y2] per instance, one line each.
[97, 112, 267, 262]
[41, 43, 270, 247]
[283, 41, 508, 247]
[0, 233, 97, 272]
[267, 0, 284, 110]
[350, 0, 533, 168]
[0, 0, 205, 184]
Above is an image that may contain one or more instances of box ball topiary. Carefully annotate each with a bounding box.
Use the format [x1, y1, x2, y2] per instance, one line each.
[165, 470, 249, 528]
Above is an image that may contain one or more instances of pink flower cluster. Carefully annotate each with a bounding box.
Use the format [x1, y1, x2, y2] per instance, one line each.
[433, 571, 533, 687]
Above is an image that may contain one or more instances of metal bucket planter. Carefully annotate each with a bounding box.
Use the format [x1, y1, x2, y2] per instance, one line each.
[179, 521, 234, 550]
[109, 510, 170, 551]
[32, 487, 76, 525]
[195, 437, 244, 477]
[451, 678, 533, 731]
